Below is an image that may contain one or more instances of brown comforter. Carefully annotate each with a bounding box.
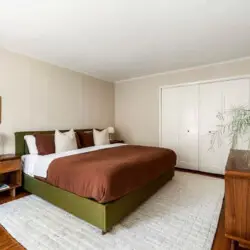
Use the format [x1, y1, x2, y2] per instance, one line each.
[46, 145, 176, 203]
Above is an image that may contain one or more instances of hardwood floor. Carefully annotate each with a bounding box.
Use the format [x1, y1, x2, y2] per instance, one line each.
[212, 202, 231, 250]
[0, 187, 246, 250]
[0, 226, 25, 250]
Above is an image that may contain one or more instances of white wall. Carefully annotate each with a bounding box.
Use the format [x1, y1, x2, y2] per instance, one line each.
[115, 58, 250, 146]
[0, 49, 114, 153]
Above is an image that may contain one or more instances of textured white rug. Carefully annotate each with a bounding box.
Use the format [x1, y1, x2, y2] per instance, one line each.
[0, 172, 224, 250]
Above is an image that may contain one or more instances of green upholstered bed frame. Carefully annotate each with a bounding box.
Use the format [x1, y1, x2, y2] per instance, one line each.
[15, 130, 174, 233]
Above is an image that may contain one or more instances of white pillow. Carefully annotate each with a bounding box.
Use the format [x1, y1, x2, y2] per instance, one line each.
[93, 129, 110, 146]
[55, 129, 77, 153]
[24, 135, 38, 154]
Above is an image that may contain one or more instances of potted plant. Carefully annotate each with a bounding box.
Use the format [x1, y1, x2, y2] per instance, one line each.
[210, 106, 250, 169]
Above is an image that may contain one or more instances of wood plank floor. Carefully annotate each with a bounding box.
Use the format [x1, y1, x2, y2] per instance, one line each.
[0, 188, 246, 250]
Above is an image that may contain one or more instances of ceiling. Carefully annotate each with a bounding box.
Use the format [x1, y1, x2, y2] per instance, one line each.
[0, 0, 250, 82]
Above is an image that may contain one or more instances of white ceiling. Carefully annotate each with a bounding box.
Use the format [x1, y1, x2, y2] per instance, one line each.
[0, 0, 250, 82]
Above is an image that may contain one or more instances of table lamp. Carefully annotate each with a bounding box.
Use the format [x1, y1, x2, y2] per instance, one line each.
[107, 127, 115, 141]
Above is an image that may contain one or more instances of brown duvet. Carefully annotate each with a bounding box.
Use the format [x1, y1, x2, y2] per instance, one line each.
[45, 145, 176, 203]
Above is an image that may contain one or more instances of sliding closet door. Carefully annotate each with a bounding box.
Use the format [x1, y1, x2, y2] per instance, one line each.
[199, 79, 250, 174]
[199, 82, 225, 174]
[161, 88, 180, 154]
[161, 85, 198, 170]
[177, 85, 199, 170]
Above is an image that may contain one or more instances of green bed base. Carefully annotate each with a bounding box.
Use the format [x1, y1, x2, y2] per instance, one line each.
[23, 172, 173, 233]
[16, 130, 174, 233]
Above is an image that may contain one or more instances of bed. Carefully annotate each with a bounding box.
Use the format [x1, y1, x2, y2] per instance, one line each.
[15, 130, 176, 234]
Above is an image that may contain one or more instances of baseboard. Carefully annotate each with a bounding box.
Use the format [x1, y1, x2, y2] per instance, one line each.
[175, 167, 224, 179]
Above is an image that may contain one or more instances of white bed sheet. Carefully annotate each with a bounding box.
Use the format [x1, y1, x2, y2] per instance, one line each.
[23, 143, 125, 179]
[22, 154, 42, 177]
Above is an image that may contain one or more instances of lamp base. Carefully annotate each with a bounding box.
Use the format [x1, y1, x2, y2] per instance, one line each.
[109, 134, 113, 142]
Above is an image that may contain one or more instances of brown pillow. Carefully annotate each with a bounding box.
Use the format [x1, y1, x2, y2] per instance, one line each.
[77, 131, 94, 147]
[75, 133, 81, 149]
[35, 133, 55, 155]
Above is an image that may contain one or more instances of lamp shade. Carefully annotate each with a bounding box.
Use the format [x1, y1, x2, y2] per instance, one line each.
[107, 127, 115, 134]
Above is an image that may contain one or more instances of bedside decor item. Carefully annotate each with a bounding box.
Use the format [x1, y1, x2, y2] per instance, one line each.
[107, 126, 115, 141]
[0, 154, 21, 197]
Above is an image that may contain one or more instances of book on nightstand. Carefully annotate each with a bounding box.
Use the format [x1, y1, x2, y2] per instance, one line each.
[0, 183, 10, 191]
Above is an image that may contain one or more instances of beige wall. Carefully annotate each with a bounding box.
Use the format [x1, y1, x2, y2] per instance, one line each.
[115, 58, 250, 146]
[0, 49, 114, 153]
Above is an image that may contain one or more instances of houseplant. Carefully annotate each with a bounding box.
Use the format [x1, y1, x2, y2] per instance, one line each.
[210, 106, 250, 170]
[210, 105, 250, 150]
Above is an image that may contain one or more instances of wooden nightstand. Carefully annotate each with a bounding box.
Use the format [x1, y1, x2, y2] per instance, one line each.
[110, 140, 124, 144]
[0, 154, 21, 197]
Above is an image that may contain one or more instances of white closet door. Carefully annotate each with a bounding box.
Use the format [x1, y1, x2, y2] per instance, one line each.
[199, 79, 250, 174]
[161, 88, 180, 153]
[199, 82, 224, 174]
[178, 85, 199, 170]
[161, 85, 198, 170]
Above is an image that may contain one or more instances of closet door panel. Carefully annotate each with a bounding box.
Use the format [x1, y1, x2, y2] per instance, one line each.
[161, 88, 180, 153]
[199, 82, 225, 174]
[199, 79, 250, 174]
[199, 82, 223, 135]
[161, 85, 198, 170]
[178, 85, 199, 170]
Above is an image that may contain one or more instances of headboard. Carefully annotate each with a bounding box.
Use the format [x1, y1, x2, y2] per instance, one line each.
[15, 129, 94, 156]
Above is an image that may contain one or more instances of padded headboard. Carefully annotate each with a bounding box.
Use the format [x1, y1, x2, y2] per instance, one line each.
[15, 129, 94, 156]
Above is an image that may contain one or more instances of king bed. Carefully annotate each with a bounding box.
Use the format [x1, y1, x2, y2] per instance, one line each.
[15, 129, 176, 234]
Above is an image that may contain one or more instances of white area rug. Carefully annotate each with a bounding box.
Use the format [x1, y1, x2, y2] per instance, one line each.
[0, 172, 224, 250]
